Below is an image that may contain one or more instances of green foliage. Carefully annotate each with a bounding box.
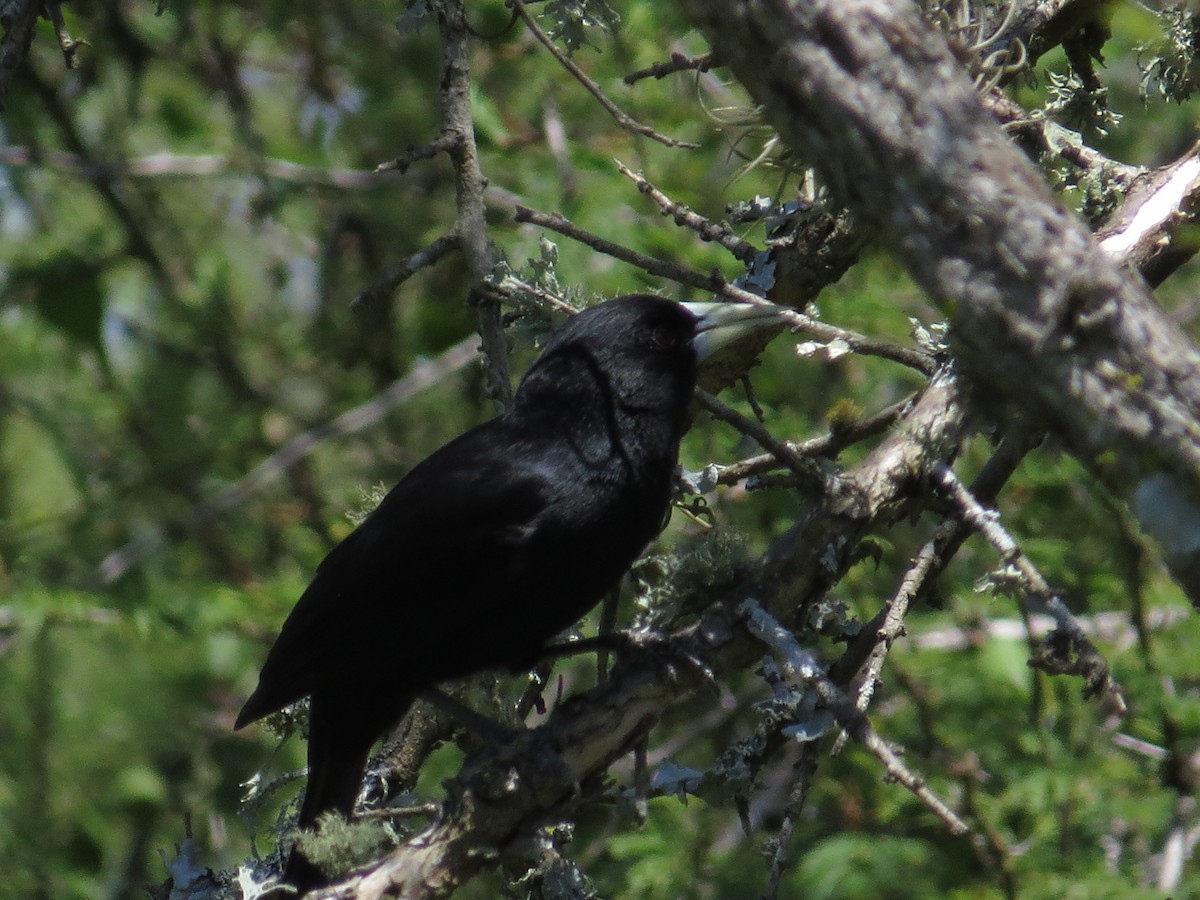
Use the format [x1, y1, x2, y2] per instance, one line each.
[792, 834, 950, 900]
[2, 0, 1200, 898]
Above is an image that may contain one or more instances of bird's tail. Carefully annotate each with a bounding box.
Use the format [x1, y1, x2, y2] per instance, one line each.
[296, 698, 375, 829]
[280, 693, 411, 895]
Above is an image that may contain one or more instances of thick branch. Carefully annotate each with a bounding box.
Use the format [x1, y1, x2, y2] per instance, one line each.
[1096, 140, 1200, 288]
[678, 0, 1200, 605]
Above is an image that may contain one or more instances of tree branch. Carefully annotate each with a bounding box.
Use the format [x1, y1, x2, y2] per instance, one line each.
[315, 361, 970, 898]
[437, 0, 510, 407]
[352, 234, 462, 310]
[678, 0, 1200, 606]
[509, 0, 700, 149]
[1096, 140, 1200, 288]
[615, 159, 758, 263]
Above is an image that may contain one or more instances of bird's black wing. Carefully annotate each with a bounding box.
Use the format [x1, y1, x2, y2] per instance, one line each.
[235, 419, 556, 727]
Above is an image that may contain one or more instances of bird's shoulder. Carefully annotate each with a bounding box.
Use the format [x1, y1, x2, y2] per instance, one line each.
[341, 418, 564, 561]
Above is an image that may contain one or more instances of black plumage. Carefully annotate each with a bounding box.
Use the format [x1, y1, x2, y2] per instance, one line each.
[235, 294, 782, 890]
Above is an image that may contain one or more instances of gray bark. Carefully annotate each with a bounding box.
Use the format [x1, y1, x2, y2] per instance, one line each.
[677, 0, 1200, 603]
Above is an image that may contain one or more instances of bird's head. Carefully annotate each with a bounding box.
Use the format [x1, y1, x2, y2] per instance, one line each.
[515, 294, 787, 419]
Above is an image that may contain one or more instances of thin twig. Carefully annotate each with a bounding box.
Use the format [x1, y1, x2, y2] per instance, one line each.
[693, 389, 814, 482]
[741, 376, 766, 422]
[480, 277, 579, 317]
[717, 282, 936, 374]
[624, 51, 716, 85]
[830, 529, 945, 754]
[907, 429, 1042, 607]
[827, 431, 1040, 747]
[615, 159, 757, 262]
[0, 146, 411, 190]
[711, 394, 915, 486]
[352, 234, 462, 309]
[514, 205, 934, 374]
[514, 205, 724, 292]
[740, 601, 972, 836]
[374, 131, 461, 174]
[508, 0, 700, 149]
[357, 803, 441, 820]
[763, 746, 817, 900]
[44, 0, 84, 69]
[931, 463, 1126, 712]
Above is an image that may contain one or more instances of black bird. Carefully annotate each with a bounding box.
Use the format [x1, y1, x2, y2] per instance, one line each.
[235, 294, 782, 888]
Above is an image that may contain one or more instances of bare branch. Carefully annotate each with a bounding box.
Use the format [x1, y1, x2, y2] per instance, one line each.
[352, 234, 462, 310]
[711, 394, 914, 486]
[694, 389, 816, 480]
[717, 281, 935, 374]
[1097, 140, 1200, 287]
[356, 804, 441, 821]
[830, 529, 943, 755]
[374, 131, 461, 174]
[999, 103, 1140, 179]
[0, 145, 408, 188]
[739, 601, 971, 835]
[932, 462, 1126, 711]
[824, 431, 1042, 760]
[763, 746, 817, 900]
[758, 369, 966, 612]
[509, 0, 701, 149]
[481, 276, 579, 317]
[616, 159, 758, 262]
[43, 1, 82, 69]
[624, 50, 716, 84]
[514, 204, 726, 292]
[1010, 0, 1110, 69]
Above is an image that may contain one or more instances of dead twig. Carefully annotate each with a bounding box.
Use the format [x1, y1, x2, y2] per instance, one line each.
[616, 159, 757, 263]
[508, 0, 700, 149]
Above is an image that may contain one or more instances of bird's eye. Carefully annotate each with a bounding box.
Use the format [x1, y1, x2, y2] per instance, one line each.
[651, 326, 677, 350]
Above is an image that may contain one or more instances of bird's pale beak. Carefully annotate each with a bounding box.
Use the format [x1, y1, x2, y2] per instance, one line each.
[681, 301, 789, 362]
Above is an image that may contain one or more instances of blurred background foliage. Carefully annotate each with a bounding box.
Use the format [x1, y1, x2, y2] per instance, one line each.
[3, 1, 1200, 897]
